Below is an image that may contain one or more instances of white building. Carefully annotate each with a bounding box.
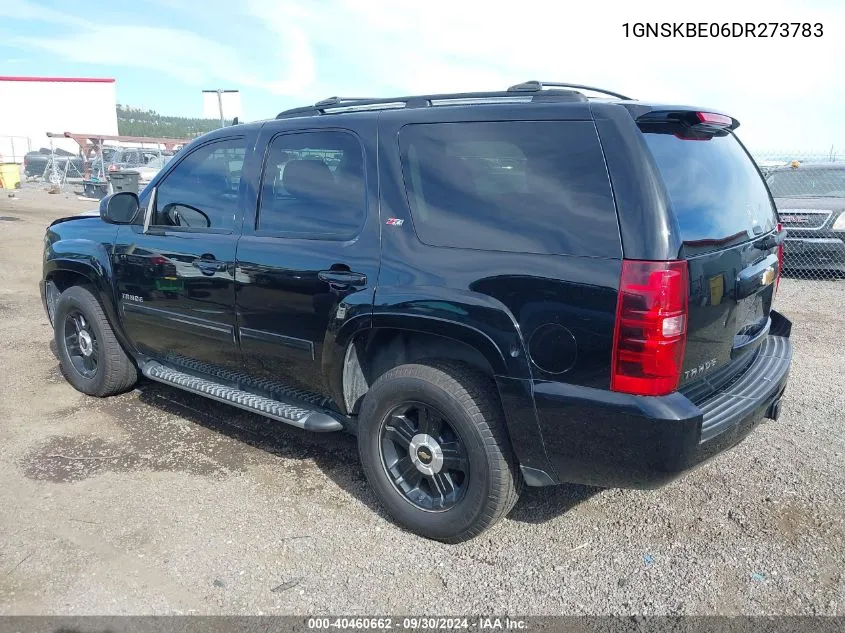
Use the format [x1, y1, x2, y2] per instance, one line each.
[0, 76, 118, 163]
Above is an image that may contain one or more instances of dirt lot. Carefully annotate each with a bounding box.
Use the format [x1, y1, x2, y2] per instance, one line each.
[0, 185, 843, 615]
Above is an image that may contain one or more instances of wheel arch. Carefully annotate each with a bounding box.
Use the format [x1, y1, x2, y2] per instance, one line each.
[333, 316, 517, 418]
[43, 254, 133, 357]
[327, 315, 558, 487]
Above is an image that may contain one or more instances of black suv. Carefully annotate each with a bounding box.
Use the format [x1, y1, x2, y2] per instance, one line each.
[41, 81, 793, 542]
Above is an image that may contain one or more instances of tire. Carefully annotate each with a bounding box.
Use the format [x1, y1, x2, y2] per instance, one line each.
[358, 360, 521, 542]
[54, 285, 138, 397]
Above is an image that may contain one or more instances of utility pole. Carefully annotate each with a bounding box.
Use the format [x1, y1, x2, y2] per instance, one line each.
[215, 89, 224, 127]
[202, 89, 240, 128]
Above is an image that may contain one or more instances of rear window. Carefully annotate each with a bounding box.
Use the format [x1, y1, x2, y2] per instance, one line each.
[766, 168, 845, 198]
[641, 131, 777, 253]
[399, 121, 620, 257]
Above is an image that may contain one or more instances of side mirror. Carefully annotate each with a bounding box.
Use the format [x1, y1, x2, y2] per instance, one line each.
[100, 192, 140, 224]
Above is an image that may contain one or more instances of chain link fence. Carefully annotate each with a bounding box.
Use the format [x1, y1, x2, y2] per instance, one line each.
[0, 135, 33, 164]
[752, 150, 844, 281]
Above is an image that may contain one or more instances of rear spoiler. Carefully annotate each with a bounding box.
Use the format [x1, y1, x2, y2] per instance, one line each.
[636, 110, 739, 133]
[635, 110, 739, 139]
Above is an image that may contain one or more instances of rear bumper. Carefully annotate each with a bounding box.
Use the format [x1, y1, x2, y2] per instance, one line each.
[531, 324, 792, 489]
[782, 236, 845, 271]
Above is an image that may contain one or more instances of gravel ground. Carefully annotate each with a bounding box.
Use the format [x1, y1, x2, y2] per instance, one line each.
[0, 185, 843, 616]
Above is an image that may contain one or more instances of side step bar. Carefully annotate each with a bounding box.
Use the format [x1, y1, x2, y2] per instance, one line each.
[141, 361, 344, 432]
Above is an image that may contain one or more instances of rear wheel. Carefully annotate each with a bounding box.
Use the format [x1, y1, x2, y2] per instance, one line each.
[358, 360, 521, 542]
[54, 285, 138, 397]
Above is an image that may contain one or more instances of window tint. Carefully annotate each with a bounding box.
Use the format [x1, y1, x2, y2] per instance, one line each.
[152, 138, 246, 230]
[258, 131, 365, 238]
[399, 121, 619, 257]
[641, 131, 777, 253]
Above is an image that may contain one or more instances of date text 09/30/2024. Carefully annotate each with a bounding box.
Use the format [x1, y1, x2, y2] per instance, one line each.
[623, 22, 823, 37]
[307, 617, 528, 630]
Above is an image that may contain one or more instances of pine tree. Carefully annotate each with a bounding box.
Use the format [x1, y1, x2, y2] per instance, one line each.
[116, 105, 229, 139]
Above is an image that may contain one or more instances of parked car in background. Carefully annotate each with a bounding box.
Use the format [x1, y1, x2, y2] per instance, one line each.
[766, 163, 845, 274]
[89, 148, 174, 183]
[757, 159, 789, 178]
[111, 147, 149, 170]
[23, 148, 84, 179]
[98, 146, 120, 164]
[136, 154, 175, 184]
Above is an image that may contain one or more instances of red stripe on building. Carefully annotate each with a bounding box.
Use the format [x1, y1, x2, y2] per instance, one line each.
[0, 76, 115, 83]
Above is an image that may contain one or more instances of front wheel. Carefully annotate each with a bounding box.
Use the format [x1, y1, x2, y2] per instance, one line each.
[54, 285, 138, 397]
[358, 360, 521, 542]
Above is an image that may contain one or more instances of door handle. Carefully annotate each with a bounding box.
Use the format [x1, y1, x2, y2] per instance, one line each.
[318, 270, 367, 286]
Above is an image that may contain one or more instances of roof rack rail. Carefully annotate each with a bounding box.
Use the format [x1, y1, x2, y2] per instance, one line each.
[507, 80, 633, 101]
[275, 87, 587, 119]
[313, 96, 371, 107]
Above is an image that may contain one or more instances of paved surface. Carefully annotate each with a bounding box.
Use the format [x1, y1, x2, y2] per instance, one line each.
[0, 185, 843, 615]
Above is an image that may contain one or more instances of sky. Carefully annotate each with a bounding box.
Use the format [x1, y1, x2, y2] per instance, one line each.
[1, 0, 843, 152]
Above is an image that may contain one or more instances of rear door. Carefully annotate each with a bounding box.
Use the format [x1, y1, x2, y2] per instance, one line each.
[638, 120, 780, 396]
[234, 120, 379, 396]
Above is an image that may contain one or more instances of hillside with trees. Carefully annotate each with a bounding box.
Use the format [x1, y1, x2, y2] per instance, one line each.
[116, 105, 230, 139]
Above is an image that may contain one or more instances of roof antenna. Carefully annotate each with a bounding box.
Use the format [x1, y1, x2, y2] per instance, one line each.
[232, 116, 239, 126]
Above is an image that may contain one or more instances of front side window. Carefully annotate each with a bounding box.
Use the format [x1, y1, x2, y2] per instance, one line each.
[258, 130, 366, 238]
[399, 121, 620, 257]
[152, 137, 246, 231]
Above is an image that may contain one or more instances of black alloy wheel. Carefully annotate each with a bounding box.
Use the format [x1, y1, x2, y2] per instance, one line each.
[52, 285, 138, 397]
[379, 400, 470, 511]
[63, 310, 99, 379]
[357, 360, 522, 542]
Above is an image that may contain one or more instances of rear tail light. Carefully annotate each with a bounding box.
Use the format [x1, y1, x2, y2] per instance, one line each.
[611, 260, 689, 396]
[775, 222, 784, 295]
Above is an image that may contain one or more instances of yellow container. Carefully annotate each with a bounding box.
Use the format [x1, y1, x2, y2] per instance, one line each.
[0, 163, 22, 190]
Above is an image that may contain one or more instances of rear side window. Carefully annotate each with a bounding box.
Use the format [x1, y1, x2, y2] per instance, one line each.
[258, 130, 366, 239]
[641, 131, 777, 253]
[399, 121, 620, 257]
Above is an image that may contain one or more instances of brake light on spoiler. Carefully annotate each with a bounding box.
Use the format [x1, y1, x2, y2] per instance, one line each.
[696, 112, 733, 126]
[636, 110, 739, 137]
[611, 260, 689, 396]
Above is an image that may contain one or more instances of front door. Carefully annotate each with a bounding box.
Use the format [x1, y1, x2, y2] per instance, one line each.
[113, 136, 250, 372]
[235, 123, 380, 396]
